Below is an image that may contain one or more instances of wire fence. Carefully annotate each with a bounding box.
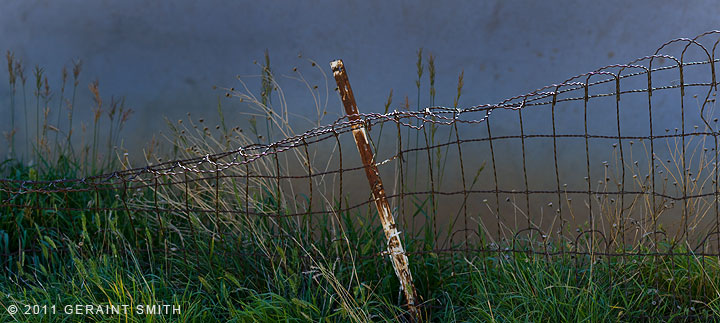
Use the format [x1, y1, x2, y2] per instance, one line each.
[4, 31, 720, 308]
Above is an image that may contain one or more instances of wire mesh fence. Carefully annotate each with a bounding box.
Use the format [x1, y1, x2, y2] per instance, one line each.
[4, 30, 720, 317]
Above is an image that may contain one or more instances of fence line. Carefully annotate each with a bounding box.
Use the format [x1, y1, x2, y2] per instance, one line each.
[4, 30, 720, 317]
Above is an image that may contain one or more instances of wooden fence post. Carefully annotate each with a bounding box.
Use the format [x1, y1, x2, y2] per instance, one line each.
[330, 59, 420, 320]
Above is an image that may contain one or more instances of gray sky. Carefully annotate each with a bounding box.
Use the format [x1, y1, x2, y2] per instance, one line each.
[1, 0, 719, 154]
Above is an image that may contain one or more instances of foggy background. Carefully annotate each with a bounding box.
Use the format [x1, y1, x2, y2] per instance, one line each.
[2, 0, 720, 239]
[2, 0, 718, 158]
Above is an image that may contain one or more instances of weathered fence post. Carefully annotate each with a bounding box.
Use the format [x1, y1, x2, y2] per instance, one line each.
[330, 59, 420, 320]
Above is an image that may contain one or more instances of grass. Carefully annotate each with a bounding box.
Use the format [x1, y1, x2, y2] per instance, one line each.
[3, 50, 720, 322]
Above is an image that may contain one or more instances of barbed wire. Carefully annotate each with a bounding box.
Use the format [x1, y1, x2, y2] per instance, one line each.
[4, 31, 720, 268]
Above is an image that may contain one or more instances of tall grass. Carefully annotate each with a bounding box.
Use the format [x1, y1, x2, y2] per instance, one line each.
[2, 52, 130, 177]
[4, 51, 720, 322]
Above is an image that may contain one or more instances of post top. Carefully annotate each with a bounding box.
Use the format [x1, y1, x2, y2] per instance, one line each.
[330, 60, 343, 71]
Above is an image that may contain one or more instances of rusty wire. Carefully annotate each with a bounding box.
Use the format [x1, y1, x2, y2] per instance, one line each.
[4, 31, 720, 278]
